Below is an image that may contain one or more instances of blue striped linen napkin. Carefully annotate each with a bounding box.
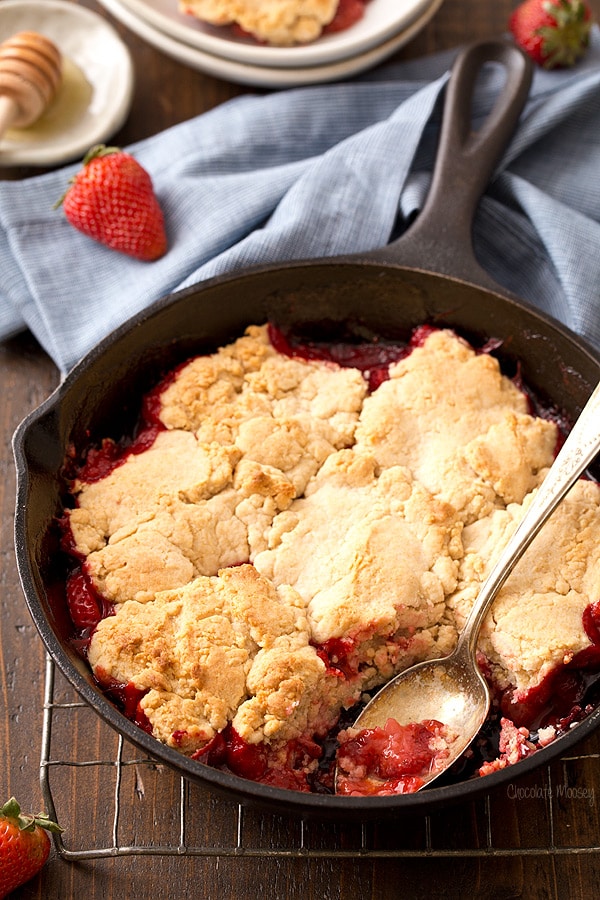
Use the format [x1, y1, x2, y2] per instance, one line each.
[1, 29, 599, 374]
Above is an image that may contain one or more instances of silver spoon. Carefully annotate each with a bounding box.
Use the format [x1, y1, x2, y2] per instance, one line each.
[336, 379, 600, 793]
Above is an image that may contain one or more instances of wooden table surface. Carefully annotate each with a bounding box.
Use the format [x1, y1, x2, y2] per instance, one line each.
[2, 1, 600, 897]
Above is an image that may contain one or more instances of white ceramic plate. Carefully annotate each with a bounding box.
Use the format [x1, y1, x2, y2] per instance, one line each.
[99, 0, 444, 88]
[0, 0, 134, 167]
[107, 0, 435, 68]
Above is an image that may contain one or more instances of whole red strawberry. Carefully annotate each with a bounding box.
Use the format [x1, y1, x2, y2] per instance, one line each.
[0, 797, 62, 898]
[58, 144, 167, 261]
[509, 0, 593, 68]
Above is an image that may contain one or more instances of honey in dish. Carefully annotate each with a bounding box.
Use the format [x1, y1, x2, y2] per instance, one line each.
[3, 55, 92, 144]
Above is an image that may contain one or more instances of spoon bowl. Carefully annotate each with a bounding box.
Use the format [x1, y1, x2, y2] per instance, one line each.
[354, 654, 489, 775]
[335, 379, 600, 795]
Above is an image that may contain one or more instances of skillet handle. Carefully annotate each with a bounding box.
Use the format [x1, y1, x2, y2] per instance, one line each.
[365, 40, 533, 293]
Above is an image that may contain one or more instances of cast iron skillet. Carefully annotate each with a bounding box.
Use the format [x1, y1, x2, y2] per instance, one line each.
[13, 40, 600, 820]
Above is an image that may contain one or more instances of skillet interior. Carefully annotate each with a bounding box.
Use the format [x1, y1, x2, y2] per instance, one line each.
[13, 257, 600, 820]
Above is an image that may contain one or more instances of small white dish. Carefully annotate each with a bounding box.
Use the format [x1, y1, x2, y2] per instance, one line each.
[99, 0, 444, 88]
[0, 0, 134, 167]
[111, 0, 435, 69]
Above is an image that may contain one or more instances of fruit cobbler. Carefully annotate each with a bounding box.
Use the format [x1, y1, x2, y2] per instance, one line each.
[59, 324, 600, 795]
[180, 0, 368, 47]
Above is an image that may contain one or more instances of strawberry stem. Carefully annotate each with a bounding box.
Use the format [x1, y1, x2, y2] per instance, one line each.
[538, 0, 592, 68]
[1, 797, 63, 834]
[82, 144, 122, 166]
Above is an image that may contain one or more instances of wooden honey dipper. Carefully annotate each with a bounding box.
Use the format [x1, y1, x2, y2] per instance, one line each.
[0, 31, 62, 139]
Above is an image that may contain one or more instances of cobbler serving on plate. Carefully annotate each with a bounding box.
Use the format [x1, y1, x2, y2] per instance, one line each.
[180, 0, 369, 46]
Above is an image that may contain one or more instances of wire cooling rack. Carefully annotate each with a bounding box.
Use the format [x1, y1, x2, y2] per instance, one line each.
[40, 654, 600, 860]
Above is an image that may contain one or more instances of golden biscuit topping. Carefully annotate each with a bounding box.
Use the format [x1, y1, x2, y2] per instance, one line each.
[63, 326, 600, 786]
[179, 0, 340, 46]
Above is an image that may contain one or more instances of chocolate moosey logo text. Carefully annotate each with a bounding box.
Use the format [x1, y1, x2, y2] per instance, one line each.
[507, 783, 595, 806]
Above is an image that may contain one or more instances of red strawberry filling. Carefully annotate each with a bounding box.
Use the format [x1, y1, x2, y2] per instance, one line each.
[323, 0, 367, 34]
[94, 672, 153, 734]
[65, 568, 114, 632]
[208, 0, 369, 45]
[54, 322, 600, 795]
[335, 718, 454, 796]
[499, 599, 600, 731]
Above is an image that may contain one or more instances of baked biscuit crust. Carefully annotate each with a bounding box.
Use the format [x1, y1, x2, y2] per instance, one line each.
[180, 0, 339, 46]
[62, 325, 600, 789]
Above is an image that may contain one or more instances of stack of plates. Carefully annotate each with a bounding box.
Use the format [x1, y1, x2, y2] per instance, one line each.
[97, 0, 446, 88]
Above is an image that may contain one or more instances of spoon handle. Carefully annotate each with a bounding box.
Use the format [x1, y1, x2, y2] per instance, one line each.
[458, 379, 600, 658]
